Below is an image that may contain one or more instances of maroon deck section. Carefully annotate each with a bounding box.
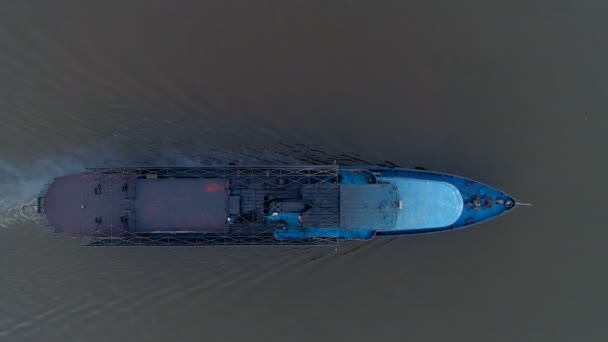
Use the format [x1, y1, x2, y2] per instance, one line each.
[44, 174, 83, 235]
[134, 179, 228, 232]
[43, 174, 229, 236]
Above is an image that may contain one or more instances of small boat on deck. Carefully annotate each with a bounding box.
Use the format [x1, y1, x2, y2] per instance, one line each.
[36, 165, 517, 246]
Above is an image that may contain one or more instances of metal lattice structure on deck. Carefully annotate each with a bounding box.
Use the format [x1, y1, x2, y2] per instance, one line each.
[79, 166, 341, 246]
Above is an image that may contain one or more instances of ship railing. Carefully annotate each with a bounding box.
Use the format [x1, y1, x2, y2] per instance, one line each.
[36, 182, 52, 214]
[84, 232, 340, 246]
[82, 220, 340, 246]
[35, 181, 57, 231]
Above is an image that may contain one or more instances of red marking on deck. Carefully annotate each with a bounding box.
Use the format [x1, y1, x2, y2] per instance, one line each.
[205, 182, 223, 192]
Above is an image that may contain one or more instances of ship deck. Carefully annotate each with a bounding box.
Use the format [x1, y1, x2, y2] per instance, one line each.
[38, 166, 341, 245]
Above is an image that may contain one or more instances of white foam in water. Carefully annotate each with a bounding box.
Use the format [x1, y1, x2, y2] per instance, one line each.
[0, 156, 85, 229]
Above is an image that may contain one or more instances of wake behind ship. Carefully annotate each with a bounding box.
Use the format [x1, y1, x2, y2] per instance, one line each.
[37, 165, 517, 246]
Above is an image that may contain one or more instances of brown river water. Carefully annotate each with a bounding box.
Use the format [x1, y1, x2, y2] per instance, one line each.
[0, 1, 606, 341]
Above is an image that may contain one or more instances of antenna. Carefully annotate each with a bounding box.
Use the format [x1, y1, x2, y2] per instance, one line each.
[515, 202, 533, 206]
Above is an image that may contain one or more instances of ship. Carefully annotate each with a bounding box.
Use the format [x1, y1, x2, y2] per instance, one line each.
[36, 165, 518, 246]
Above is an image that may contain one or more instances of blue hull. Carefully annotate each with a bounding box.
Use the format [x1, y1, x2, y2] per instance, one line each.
[37, 165, 517, 246]
[367, 167, 515, 235]
[275, 166, 516, 240]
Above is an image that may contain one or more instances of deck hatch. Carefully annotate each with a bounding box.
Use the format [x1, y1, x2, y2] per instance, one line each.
[339, 184, 398, 230]
[134, 178, 228, 232]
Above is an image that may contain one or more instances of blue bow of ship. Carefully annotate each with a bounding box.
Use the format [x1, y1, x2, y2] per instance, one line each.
[36, 165, 519, 246]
